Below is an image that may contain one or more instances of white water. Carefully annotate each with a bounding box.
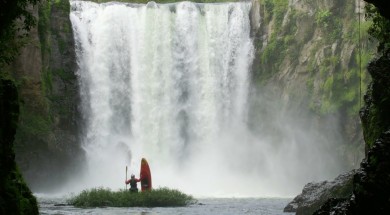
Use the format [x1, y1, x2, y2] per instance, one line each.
[39, 197, 292, 215]
[69, 0, 346, 197]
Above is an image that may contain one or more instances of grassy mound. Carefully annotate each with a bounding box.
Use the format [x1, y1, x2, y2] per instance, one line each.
[68, 187, 196, 207]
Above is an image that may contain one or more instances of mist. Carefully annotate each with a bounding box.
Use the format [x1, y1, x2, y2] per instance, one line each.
[59, 0, 353, 198]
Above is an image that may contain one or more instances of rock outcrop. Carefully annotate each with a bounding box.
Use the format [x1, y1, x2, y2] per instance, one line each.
[284, 170, 356, 215]
[314, 130, 390, 215]
[249, 0, 371, 167]
[0, 79, 38, 215]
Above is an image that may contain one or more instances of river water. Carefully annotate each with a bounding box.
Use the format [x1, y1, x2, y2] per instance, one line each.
[39, 196, 293, 215]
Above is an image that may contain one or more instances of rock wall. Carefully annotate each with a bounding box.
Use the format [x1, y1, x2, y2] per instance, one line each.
[249, 0, 374, 167]
[13, 0, 82, 192]
[286, 0, 390, 214]
[313, 53, 390, 215]
[0, 79, 38, 215]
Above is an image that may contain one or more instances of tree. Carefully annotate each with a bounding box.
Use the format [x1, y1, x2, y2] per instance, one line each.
[365, 3, 390, 56]
[364, 0, 390, 20]
[0, 0, 40, 68]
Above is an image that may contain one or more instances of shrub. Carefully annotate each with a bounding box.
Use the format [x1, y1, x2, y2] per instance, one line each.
[68, 187, 196, 208]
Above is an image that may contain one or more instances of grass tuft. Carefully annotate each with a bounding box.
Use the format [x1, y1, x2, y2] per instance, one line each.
[67, 187, 196, 207]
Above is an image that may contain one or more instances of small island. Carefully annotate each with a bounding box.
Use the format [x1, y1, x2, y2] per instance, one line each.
[68, 187, 196, 207]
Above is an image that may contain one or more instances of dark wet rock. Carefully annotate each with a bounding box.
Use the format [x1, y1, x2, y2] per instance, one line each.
[360, 53, 390, 150]
[283, 170, 356, 215]
[351, 130, 390, 214]
[54, 203, 68, 206]
[0, 79, 39, 214]
[313, 197, 352, 215]
[314, 130, 390, 215]
[365, 0, 390, 20]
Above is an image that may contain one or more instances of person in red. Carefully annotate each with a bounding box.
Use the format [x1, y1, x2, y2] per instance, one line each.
[125, 174, 140, 192]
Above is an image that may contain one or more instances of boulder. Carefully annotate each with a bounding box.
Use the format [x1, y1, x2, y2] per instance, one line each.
[284, 170, 356, 215]
[314, 130, 390, 215]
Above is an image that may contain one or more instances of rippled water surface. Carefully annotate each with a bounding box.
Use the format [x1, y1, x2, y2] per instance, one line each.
[39, 197, 293, 215]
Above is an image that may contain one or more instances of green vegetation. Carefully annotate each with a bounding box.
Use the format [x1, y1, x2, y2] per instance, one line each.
[305, 2, 374, 116]
[68, 187, 196, 207]
[264, 0, 289, 31]
[250, 0, 375, 165]
[38, 0, 51, 60]
[307, 48, 372, 116]
[17, 105, 52, 137]
[258, 0, 290, 75]
[345, 3, 390, 149]
[38, 0, 54, 94]
[365, 3, 390, 55]
[0, 0, 40, 68]
[0, 166, 39, 215]
[315, 9, 332, 26]
[254, 0, 375, 117]
[315, 9, 342, 42]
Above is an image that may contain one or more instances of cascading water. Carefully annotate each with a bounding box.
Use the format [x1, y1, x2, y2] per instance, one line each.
[69, 0, 346, 197]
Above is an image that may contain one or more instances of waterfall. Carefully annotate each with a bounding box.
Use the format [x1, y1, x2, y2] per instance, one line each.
[70, 0, 254, 196]
[70, 0, 345, 197]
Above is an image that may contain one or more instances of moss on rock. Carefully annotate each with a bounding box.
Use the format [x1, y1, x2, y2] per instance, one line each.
[0, 79, 38, 215]
[360, 53, 390, 149]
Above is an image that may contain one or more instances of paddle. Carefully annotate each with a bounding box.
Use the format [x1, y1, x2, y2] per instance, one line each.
[125, 166, 128, 190]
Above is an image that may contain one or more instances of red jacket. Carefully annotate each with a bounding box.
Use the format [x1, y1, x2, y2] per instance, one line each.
[125, 177, 140, 184]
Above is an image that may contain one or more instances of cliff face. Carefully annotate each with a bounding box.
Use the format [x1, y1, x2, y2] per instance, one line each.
[0, 80, 38, 215]
[286, 0, 390, 213]
[12, 0, 82, 192]
[249, 0, 374, 168]
[312, 46, 390, 215]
